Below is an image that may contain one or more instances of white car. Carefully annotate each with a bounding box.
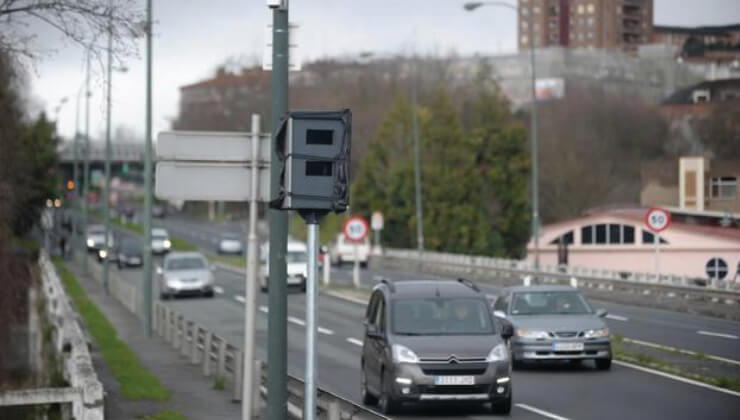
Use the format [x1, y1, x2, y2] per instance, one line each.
[330, 233, 370, 267]
[151, 228, 172, 254]
[217, 232, 244, 255]
[158, 252, 214, 299]
[259, 241, 308, 292]
[86, 224, 114, 252]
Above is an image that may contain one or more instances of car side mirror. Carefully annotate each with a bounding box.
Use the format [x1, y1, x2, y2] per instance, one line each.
[596, 308, 608, 318]
[320, 245, 328, 254]
[499, 319, 514, 339]
[493, 310, 507, 319]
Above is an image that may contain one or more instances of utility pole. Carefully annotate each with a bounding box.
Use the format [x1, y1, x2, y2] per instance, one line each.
[142, 0, 154, 337]
[411, 57, 424, 254]
[267, 1, 289, 419]
[102, 16, 113, 294]
[527, 11, 540, 269]
[82, 49, 91, 275]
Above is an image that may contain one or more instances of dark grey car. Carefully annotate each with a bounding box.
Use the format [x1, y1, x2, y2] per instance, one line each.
[361, 279, 514, 415]
[493, 285, 612, 370]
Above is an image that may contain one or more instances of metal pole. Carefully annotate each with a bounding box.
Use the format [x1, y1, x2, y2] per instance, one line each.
[142, 0, 154, 336]
[73, 89, 80, 253]
[243, 114, 260, 420]
[304, 221, 319, 420]
[654, 232, 660, 282]
[528, 10, 540, 270]
[353, 244, 360, 288]
[82, 48, 91, 274]
[411, 57, 424, 254]
[102, 16, 113, 294]
[267, 2, 289, 419]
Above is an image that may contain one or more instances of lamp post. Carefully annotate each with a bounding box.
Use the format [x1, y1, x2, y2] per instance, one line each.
[142, 0, 154, 337]
[464, 1, 540, 268]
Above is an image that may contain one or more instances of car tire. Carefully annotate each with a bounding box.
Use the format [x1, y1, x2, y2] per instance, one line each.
[595, 357, 612, 370]
[360, 261, 368, 268]
[360, 363, 378, 406]
[204, 290, 215, 298]
[378, 369, 400, 415]
[490, 388, 512, 415]
[160, 292, 169, 300]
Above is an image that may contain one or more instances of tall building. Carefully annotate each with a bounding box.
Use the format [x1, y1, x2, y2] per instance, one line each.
[518, 0, 653, 53]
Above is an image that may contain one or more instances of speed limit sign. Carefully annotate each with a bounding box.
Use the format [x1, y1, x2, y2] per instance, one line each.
[343, 216, 369, 242]
[645, 207, 671, 232]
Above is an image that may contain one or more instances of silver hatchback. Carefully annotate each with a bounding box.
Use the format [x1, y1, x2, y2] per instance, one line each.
[493, 285, 612, 370]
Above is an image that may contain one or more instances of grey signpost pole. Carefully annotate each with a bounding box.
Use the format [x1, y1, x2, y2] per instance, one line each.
[142, 0, 154, 337]
[102, 17, 113, 294]
[304, 217, 320, 420]
[82, 50, 91, 274]
[243, 114, 261, 420]
[268, 2, 289, 419]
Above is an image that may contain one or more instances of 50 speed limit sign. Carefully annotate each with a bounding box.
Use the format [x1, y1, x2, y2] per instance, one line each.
[343, 216, 369, 242]
[645, 208, 671, 232]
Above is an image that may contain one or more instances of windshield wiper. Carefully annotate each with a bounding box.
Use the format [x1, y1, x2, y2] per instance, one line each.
[395, 332, 426, 336]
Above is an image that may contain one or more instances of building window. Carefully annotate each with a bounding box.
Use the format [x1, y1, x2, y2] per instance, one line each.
[623, 226, 635, 244]
[533, 6, 541, 14]
[595, 224, 607, 244]
[522, 20, 529, 29]
[642, 230, 668, 244]
[587, 3, 595, 14]
[706, 258, 728, 280]
[550, 231, 574, 245]
[581, 226, 593, 244]
[577, 4, 585, 14]
[710, 177, 737, 200]
[521, 35, 529, 45]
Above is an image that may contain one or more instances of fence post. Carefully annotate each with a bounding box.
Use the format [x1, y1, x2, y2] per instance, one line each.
[191, 325, 201, 365]
[233, 349, 243, 402]
[327, 401, 340, 420]
[203, 332, 213, 377]
[173, 315, 181, 349]
[181, 321, 192, 357]
[217, 339, 227, 379]
[164, 308, 172, 342]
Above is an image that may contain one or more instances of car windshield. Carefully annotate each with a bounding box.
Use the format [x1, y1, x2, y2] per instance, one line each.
[221, 233, 240, 240]
[392, 298, 495, 336]
[166, 257, 206, 271]
[152, 235, 167, 240]
[510, 291, 592, 315]
[121, 240, 140, 252]
[287, 250, 307, 263]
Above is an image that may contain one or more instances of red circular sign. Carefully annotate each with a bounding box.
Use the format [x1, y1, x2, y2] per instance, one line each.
[343, 216, 369, 242]
[644, 207, 671, 232]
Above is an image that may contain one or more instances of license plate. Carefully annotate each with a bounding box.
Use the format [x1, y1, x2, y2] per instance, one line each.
[433, 376, 475, 386]
[553, 342, 584, 351]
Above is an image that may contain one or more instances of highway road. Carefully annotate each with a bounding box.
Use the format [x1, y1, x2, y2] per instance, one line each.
[89, 215, 740, 419]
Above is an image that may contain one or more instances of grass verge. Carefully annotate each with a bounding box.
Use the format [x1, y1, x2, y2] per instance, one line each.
[206, 252, 246, 268]
[53, 257, 170, 401]
[139, 410, 190, 420]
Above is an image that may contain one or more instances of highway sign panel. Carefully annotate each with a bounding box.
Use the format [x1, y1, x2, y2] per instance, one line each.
[371, 211, 384, 231]
[155, 163, 271, 202]
[343, 216, 369, 242]
[645, 207, 671, 232]
[157, 131, 271, 163]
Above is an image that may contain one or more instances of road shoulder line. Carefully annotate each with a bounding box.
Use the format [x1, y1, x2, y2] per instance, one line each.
[515, 403, 570, 420]
[614, 360, 740, 398]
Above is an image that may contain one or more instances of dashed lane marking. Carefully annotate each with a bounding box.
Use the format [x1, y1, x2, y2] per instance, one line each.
[288, 316, 306, 327]
[234, 295, 245, 303]
[346, 337, 363, 347]
[318, 327, 334, 336]
[697, 330, 739, 340]
[515, 403, 571, 420]
[213, 286, 224, 294]
[605, 314, 629, 322]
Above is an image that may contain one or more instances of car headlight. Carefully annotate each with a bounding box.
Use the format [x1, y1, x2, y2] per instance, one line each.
[486, 343, 509, 362]
[516, 329, 549, 339]
[392, 344, 419, 363]
[87, 239, 94, 247]
[99, 250, 107, 258]
[163, 239, 171, 248]
[584, 328, 610, 338]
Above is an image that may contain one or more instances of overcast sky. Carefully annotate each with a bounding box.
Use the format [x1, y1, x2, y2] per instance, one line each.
[27, 0, 740, 141]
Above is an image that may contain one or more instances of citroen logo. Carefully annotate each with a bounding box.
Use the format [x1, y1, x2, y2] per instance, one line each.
[447, 355, 459, 364]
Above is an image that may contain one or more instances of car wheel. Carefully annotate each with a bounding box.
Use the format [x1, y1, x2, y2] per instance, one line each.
[378, 369, 400, 415]
[595, 357, 612, 370]
[360, 362, 378, 406]
[160, 292, 169, 300]
[360, 261, 368, 268]
[490, 387, 512, 415]
[204, 290, 215, 298]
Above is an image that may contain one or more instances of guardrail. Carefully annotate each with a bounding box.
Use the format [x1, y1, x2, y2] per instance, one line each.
[0, 252, 105, 420]
[375, 249, 740, 320]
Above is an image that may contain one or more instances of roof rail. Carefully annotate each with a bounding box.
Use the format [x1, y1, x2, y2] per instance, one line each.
[380, 277, 395, 293]
[457, 278, 480, 292]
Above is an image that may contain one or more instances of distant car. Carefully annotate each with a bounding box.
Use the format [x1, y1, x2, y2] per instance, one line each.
[158, 252, 214, 299]
[259, 241, 307, 292]
[360, 279, 513, 415]
[152, 204, 165, 218]
[217, 232, 244, 255]
[493, 285, 612, 370]
[330, 233, 370, 267]
[151, 228, 171, 254]
[86, 224, 114, 253]
[113, 238, 144, 269]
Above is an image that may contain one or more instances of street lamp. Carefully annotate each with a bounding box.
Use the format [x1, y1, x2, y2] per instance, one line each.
[463, 0, 541, 268]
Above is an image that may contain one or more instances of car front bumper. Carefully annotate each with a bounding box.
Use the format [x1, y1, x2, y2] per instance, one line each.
[387, 361, 511, 403]
[512, 338, 611, 361]
[164, 284, 212, 297]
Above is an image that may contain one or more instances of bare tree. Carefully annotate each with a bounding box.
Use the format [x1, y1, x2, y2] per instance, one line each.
[0, 0, 143, 66]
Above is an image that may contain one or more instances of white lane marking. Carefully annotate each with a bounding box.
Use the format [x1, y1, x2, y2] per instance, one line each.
[213, 286, 224, 294]
[346, 337, 363, 347]
[318, 327, 334, 336]
[234, 295, 245, 303]
[697, 330, 739, 340]
[288, 316, 306, 327]
[614, 360, 740, 398]
[623, 337, 740, 367]
[515, 403, 571, 420]
[605, 314, 629, 322]
[258, 305, 268, 313]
